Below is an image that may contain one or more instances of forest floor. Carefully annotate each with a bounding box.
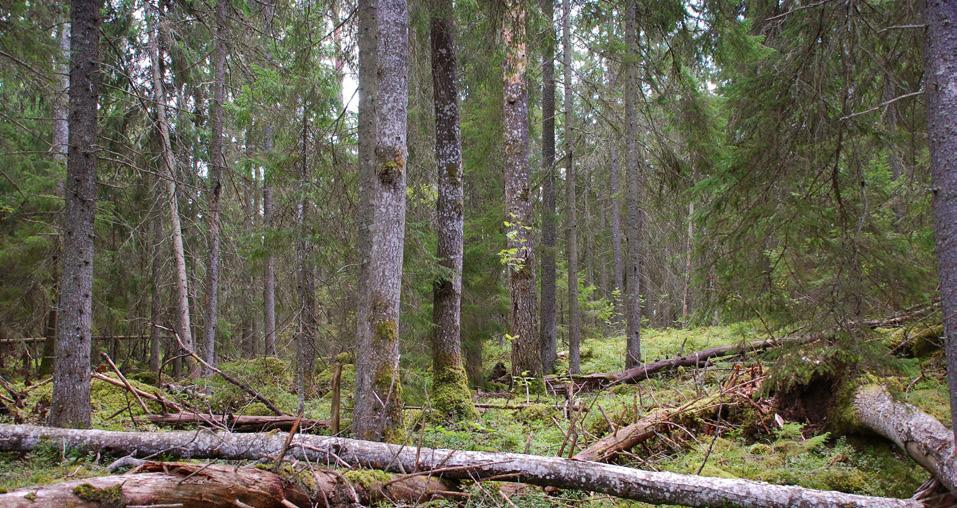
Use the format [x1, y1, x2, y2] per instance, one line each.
[0, 321, 949, 506]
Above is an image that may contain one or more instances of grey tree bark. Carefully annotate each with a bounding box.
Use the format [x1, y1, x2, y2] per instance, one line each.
[352, 0, 409, 441]
[925, 0, 957, 447]
[148, 205, 162, 374]
[539, 0, 558, 374]
[53, 20, 70, 162]
[147, 3, 197, 378]
[203, 0, 227, 372]
[562, 0, 580, 375]
[295, 102, 317, 402]
[503, 0, 540, 377]
[262, 2, 277, 358]
[0, 425, 920, 508]
[49, 0, 102, 428]
[609, 140, 624, 297]
[429, 0, 475, 420]
[623, 1, 643, 368]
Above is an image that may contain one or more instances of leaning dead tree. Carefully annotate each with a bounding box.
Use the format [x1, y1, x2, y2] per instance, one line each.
[0, 424, 919, 507]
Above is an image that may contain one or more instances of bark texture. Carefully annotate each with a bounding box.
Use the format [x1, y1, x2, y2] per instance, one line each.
[430, 0, 475, 420]
[562, 0, 580, 375]
[353, 0, 409, 441]
[539, 0, 558, 374]
[925, 0, 957, 447]
[202, 0, 227, 372]
[851, 384, 957, 494]
[148, 4, 197, 379]
[0, 425, 919, 507]
[503, 0, 540, 377]
[295, 104, 317, 401]
[623, 2, 643, 368]
[53, 20, 70, 161]
[49, 0, 101, 429]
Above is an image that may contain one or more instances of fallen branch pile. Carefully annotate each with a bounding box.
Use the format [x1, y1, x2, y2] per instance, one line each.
[0, 424, 920, 507]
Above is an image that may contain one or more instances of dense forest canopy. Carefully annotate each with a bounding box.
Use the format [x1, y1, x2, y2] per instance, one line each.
[0, 0, 956, 505]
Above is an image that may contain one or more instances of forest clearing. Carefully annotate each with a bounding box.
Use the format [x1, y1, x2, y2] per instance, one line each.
[2, 0, 957, 505]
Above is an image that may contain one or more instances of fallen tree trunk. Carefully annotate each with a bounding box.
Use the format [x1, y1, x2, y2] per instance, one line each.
[0, 424, 918, 507]
[0, 461, 457, 507]
[571, 335, 814, 389]
[145, 412, 328, 432]
[848, 384, 957, 494]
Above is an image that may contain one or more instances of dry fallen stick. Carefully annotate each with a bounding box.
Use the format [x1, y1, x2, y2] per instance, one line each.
[101, 352, 149, 414]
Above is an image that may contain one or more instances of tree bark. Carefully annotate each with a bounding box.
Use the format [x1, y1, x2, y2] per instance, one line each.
[539, 0, 558, 374]
[202, 0, 227, 373]
[430, 0, 475, 420]
[0, 425, 920, 507]
[295, 101, 317, 403]
[353, 0, 409, 441]
[148, 207, 163, 374]
[49, 0, 102, 429]
[623, 2, 643, 368]
[148, 3, 198, 379]
[925, 0, 957, 448]
[562, 0, 581, 375]
[503, 0, 540, 377]
[850, 384, 957, 494]
[146, 413, 327, 432]
[682, 200, 694, 324]
[52, 20, 70, 161]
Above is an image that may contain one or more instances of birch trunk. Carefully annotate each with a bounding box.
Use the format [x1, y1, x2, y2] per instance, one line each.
[49, 0, 101, 428]
[539, 0, 558, 374]
[352, 0, 409, 440]
[0, 425, 919, 508]
[430, 0, 474, 420]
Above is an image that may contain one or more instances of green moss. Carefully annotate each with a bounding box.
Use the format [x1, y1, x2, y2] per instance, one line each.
[344, 469, 393, 490]
[430, 362, 477, 421]
[72, 483, 124, 507]
[335, 352, 355, 365]
[24, 491, 36, 502]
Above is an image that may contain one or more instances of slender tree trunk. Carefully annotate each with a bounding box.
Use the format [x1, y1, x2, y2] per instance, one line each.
[883, 75, 906, 223]
[49, 0, 101, 429]
[148, 4, 197, 378]
[430, 0, 475, 420]
[148, 206, 162, 375]
[562, 0, 580, 374]
[925, 0, 957, 447]
[681, 200, 694, 325]
[609, 140, 624, 297]
[241, 131, 258, 359]
[503, 0, 540, 377]
[53, 21, 70, 161]
[539, 0, 558, 374]
[352, 0, 409, 441]
[295, 102, 317, 404]
[203, 0, 227, 373]
[623, 1, 642, 368]
[262, 131, 277, 357]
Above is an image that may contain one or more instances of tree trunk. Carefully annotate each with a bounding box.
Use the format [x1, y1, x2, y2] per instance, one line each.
[623, 2, 642, 368]
[295, 101, 317, 403]
[539, 0, 558, 374]
[261, 4, 277, 360]
[148, 207, 162, 374]
[681, 200, 694, 324]
[562, 0, 580, 375]
[430, 0, 475, 420]
[925, 0, 957, 448]
[203, 0, 227, 373]
[503, 0, 540, 377]
[52, 20, 70, 161]
[0, 425, 920, 507]
[609, 139, 624, 298]
[148, 3, 197, 379]
[352, 0, 409, 441]
[849, 384, 957, 494]
[49, 0, 102, 429]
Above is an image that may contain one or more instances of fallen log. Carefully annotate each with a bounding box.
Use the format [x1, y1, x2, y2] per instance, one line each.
[845, 384, 957, 494]
[0, 424, 918, 507]
[0, 461, 458, 507]
[145, 412, 328, 432]
[571, 335, 814, 389]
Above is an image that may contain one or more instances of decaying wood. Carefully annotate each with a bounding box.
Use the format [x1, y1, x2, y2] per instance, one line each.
[144, 412, 327, 432]
[0, 424, 919, 507]
[0, 461, 459, 507]
[851, 384, 957, 494]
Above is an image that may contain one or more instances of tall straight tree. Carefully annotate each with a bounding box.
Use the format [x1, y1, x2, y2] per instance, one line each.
[148, 2, 198, 378]
[623, 1, 642, 368]
[503, 0, 540, 376]
[539, 0, 558, 374]
[261, 1, 277, 358]
[352, 0, 409, 441]
[49, 0, 102, 428]
[925, 0, 957, 445]
[295, 100, 317, 401]
[562, 0, 580, 374]
[429, 0, 475, 420]
[203, 0, 227, 371]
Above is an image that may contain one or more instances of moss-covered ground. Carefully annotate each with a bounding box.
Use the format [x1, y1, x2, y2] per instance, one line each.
[0, 322, 947, 505]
